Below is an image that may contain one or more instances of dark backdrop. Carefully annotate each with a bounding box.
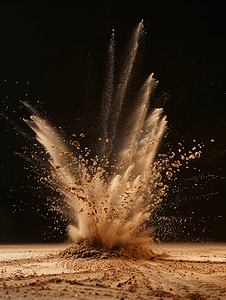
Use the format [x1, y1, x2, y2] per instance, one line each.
[1, 0, 225, 243]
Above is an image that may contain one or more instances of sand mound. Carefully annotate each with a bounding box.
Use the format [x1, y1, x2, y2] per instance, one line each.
[60, 239, 158, 261]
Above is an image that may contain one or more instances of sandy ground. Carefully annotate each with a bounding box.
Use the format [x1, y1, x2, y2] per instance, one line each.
[0, 243, 225, 299]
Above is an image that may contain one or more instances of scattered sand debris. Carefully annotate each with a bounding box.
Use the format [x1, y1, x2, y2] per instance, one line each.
[72, 134, 76, 137]
[80, 133, 85, 137]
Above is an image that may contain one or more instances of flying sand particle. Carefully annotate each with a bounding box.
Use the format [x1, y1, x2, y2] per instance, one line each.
[72, 141, 80, 147]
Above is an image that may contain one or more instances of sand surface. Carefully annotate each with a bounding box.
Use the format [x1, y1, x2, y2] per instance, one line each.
[0, 243, 225, 299]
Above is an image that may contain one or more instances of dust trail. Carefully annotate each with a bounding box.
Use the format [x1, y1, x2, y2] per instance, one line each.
[100, 29, 115, 157]
[104, 20, 145, 158]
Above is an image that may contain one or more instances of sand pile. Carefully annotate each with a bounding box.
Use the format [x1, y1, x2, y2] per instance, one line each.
[60, 239, 159, 261]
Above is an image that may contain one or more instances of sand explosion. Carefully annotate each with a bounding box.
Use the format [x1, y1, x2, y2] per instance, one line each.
[21, 21, 201, 255]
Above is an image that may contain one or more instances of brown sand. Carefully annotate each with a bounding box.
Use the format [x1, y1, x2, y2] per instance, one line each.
[0, 243, 225, 299]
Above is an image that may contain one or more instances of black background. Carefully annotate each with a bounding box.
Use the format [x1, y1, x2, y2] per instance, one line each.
[1, 1, 225, 243]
